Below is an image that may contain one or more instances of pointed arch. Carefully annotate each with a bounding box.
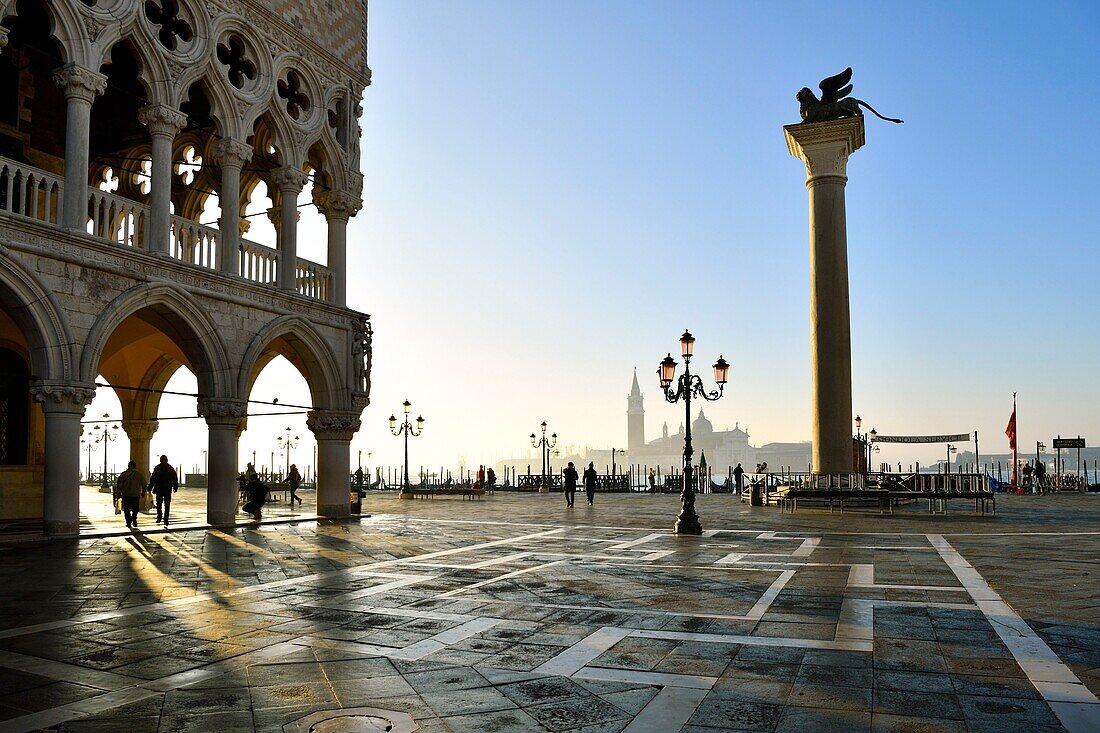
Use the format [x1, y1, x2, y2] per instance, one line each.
[79, 283, 232, 399]
[0, 248, 73, 382]
[238, 315, 343, 411]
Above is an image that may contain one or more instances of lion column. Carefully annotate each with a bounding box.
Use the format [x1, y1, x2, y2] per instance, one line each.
[784, 117, 864, 475]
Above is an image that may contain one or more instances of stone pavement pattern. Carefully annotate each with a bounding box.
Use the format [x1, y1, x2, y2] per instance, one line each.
[0, 493, 1097, 732]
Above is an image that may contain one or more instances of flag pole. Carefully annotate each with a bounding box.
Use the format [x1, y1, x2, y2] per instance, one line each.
[1012, 392, 1018, 490]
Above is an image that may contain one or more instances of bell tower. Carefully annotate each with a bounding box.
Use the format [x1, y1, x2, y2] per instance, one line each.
[628, 368, 645, 451]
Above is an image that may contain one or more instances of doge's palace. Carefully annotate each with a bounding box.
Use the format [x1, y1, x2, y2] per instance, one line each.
[0, 0, 371, 535]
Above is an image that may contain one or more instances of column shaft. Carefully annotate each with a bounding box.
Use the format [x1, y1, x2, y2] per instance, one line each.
[139, 106, 187, 256]
[54, 65, 106, 230]
[213, 140, 252, 275]
[316, 439, 351, 517]
[207, 425, 239, 525]
[33, 383, 96, 537]
[272, 167, 308, 292]
[326, 215, 347, 306]
[808, 177, 853, 474]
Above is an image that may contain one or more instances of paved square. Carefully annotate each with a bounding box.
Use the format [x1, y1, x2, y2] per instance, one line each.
[0, 493, 1098, 732]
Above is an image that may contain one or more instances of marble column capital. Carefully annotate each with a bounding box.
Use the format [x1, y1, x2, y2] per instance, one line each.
[307, 410, 362, 442]
[784, 117, 865, 183]
[314, 189, 362, 221]
[139, 104, 188, 138]
[198, 398, 248, 427]
[31, 382, 97, 415]
[271, 166, 310, 193]
[53, 63, 107, 104]
[212, 139, 253, 169]
[122, 419, 159, 441]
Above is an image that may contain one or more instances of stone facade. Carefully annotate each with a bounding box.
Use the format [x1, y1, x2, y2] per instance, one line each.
[0, 0, 372, 534]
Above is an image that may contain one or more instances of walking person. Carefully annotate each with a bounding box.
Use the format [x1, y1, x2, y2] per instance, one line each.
[150, 455, 178, 526]
[583, 462, 598, 506]
[1022, 461, 1033, 493]
[648, 468, 656, 492]
[563, 461, 579, 508]
[1035, 459, 1047, 495]
[733, 462, 744, 498]
[287, 463, 303, 507]
[114, 460, 148, 529]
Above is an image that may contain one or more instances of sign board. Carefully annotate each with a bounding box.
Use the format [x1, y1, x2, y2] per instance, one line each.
[872, 433, 971, 444]
[1052, 437, 1085, 449]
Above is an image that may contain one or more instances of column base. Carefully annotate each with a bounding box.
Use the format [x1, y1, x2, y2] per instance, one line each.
[398, 492, 415, 500]
[44, 519, 80, 537]
[318, 503, 351, 517]
[207, 509, 238, 527]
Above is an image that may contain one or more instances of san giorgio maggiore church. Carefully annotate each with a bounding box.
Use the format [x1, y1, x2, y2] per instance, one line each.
[591, 371, 814, 476]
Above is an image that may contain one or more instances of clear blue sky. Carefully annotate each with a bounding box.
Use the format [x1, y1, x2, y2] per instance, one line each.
[89, 1, 1100, 474]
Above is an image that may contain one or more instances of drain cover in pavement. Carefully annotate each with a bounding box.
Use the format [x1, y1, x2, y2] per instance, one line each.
[283, 708, 417, 733]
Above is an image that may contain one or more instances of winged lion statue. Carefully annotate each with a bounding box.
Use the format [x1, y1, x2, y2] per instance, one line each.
[797, 68, 903, 125]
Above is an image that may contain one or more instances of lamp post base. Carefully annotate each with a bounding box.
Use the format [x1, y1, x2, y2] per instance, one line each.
[398, 492, 414, 500]
[674, 512, 703, 535]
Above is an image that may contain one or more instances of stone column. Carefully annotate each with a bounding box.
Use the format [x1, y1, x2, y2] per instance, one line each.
[31, 383, 97, 536]
[199, 399, 247, 525]
[315, 190, 361, 306]
[271, 167, 309, 292]
[122, 420, 158, 479]
[784, 117, 865, 475]
[307, 410, 362, 517]
[138, 105, 188, 256]
[212, 139, 253, 275]
[53, 64, 107, 231]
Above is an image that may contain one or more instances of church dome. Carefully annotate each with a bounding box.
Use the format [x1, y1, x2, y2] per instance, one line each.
[692, 410, 714, 435]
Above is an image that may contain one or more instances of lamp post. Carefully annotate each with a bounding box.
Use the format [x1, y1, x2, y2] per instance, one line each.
[868, 428, 877, 473]
[390, 400, 424, 497]
[611, 448, 625, 476]
[81, 439, 94, 482]
[946, 444, 957, 472]
[657, 330, 730, 535]
[277, 427, 299, 479]
[854, 415, 862, 471]
[92, 415, 119, 490]
[530, 422, 558, 492]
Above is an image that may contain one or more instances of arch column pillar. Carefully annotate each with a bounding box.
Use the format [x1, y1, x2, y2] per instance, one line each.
[315, 190, 361, 306]
[122, 420, 159, 478]
[199, 399, 247, 525]
[307, 410, 361, 517]
[271, 167, 309, 293]
[139, 105, 188, 256]
[53, 64, 107, 230]
[212, 139, 253, 275]
[31, 382, 97, 536]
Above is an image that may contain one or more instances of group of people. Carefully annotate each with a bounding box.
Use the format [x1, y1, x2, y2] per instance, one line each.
[112, 455, 178, 528]
[474, 465, 497, 489]
[1021, 460, 1049, 494]
[110, 457, 308, 528]
[561, 461, 600, 507]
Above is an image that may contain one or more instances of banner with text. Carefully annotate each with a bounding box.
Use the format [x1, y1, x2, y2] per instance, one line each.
[871, 433, 972, 444]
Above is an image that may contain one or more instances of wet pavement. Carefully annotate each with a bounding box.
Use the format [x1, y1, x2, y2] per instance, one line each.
[0, 491, 1097, 732]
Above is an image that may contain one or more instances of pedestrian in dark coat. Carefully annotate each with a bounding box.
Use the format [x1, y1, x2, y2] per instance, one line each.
[241, 476, 269, 520]
[733, 463, 744, 497]
[583, 462, 598, 506]
[150, 455, 179, 526]
[563, 462, 579, 508]
[114, 460, 148, 529]
[287, 464, 302, 507]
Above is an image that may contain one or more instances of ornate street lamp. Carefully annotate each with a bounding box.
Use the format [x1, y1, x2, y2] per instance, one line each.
[93, 415, 119, 491]
[530, 421, 558, 492]
[391, 400, 424, 497]
[277, 427, 299, 480]
[657, 330, 729, 535]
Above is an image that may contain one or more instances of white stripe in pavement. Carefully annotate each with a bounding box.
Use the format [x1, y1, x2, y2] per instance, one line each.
[534, 627, 632, 676]
[621, 685, 710, 733]
[927, 534, 1100, 733]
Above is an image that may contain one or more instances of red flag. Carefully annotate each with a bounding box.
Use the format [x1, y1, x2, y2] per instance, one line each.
[1005, 408, 1017, 451]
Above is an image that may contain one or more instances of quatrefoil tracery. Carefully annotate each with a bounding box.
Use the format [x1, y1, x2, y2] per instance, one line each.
[216, 35, 257, 90]
[144, 0, 193, 53]
[277, 71, 311, 121]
